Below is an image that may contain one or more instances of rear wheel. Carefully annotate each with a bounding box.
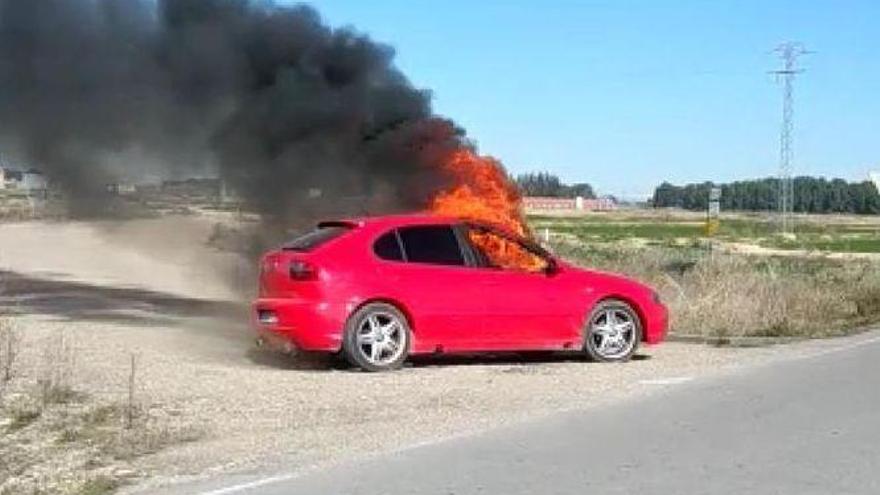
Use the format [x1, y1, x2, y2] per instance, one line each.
[342, 303, 410, 372]
[584, 299, 641, 362]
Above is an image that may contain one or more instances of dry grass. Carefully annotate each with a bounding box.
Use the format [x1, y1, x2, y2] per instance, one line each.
[552, 240, 880, 339]
[0, 326, 200, 495]
[2, 394, 198, 493]
[0, 315, 21, 394]
[74, 476, 121, 495]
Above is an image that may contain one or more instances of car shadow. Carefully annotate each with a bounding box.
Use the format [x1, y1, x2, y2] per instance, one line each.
[408, 351, 651, 369]
[245, 347, 350, 371]
[0, 269, 245, 326]
[248, 347, 652, 372]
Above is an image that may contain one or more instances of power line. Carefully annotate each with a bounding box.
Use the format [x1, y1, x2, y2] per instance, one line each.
[770, 41, 812, 234]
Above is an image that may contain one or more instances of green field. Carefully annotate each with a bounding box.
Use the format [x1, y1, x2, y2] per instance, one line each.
[529, 210, 880, 254]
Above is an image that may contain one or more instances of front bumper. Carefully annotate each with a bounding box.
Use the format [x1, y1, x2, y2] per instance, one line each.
[643, 302, 669, 345]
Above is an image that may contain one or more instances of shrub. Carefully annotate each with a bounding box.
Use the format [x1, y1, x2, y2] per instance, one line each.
[553, 241, 880, 339]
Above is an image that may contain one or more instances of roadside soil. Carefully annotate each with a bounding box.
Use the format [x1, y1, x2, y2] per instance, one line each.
[0, 217, 801, 493]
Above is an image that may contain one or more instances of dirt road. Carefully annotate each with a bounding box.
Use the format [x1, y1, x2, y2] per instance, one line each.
[0, 217, 792, 493]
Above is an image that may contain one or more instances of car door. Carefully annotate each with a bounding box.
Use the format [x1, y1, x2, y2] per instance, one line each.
[461, 225, 574, 350]
[373, 224, 488, 353]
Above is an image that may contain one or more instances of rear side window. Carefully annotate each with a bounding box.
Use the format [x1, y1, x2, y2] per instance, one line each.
[283, 226, 350, 251]
[398, 225, 465, 266]
[373, 231, 404, 261]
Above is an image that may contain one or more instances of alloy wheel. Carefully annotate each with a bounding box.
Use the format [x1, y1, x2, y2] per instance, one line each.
[355, 311, 407, 366]
[589, 307, 637, 360]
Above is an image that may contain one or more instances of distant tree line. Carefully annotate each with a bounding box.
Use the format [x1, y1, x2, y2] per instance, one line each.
[652, 177, 880, 214]
[516, 172, 595, 198]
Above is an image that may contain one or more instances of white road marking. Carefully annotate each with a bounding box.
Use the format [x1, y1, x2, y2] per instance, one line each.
[196, 473, 300, 495]
[640, 376, 694, 386]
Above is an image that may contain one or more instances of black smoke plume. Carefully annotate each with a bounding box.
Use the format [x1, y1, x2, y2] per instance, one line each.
[0, 0, 466, 225]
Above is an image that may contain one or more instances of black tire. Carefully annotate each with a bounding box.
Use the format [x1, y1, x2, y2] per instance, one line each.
[342, 302, 411, 372]
[583, 299, 642, 362]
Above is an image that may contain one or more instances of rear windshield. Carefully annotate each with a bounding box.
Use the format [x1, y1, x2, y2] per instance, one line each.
[283, 226, 351, 251]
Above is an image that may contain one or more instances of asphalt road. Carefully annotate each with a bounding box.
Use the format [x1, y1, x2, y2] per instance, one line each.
[176, 333, 880, 495]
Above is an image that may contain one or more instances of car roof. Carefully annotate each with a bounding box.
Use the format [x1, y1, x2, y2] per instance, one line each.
[314, 213, 551, 257]
[322, 213, 462, 229]
[319, 213, 531, 243]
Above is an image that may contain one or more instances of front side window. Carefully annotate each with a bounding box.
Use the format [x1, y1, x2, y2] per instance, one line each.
[466, 227, 548, 273]
[398, 225, 465, 266]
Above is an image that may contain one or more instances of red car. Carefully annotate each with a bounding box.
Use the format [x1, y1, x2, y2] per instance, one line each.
[253, 214, 668, 371]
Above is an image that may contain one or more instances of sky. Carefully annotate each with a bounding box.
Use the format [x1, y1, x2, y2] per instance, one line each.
[307, 0, 880, 199]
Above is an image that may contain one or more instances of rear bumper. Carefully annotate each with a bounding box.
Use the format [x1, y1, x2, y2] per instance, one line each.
[251, 298, 345, 352]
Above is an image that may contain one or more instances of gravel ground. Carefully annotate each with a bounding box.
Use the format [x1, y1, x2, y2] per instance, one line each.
[0, 218, 799, 492]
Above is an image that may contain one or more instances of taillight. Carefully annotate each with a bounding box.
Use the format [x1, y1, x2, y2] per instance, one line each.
[289, 260, 317, 280]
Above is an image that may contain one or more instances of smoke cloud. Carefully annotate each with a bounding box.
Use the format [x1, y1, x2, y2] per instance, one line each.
[0, 0, 467, 224]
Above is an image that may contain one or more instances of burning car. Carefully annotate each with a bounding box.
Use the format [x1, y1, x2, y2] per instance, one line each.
[253, 214, 668, 371]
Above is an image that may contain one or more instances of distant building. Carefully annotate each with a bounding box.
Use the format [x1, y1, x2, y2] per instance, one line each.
[134, 182, 161, 195]
[0, 168, 22, 189]
[161, 178, 221, 198]
[20, 169, 47, 191]
[523, 196, 616, 212]
[1, 168, 23, 189]
[1, 167, 47, 191]
[524, 196, 577, 210]
[0, 153, 9, 189]
[106, 182, 137, 195]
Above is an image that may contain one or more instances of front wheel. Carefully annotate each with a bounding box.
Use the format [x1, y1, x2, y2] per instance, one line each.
[584, 299, 641, 362]
[342, 303, 411, 372]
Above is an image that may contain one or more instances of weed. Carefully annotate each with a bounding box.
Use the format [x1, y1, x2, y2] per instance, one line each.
[82, 405, 122, 427]
[106, 422, 202, 461]
[56, 427, 81, 444]
[39, 381, 87, 406]
[0, 316, 21, 393]
[7, 407, 41, 431]
[76, 476, 121, 495]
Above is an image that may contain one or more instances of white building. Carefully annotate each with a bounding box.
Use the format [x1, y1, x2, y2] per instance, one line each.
[0, 167, 22, 190]
[20, 169, 47, 191]
[0, 167, 48, 191]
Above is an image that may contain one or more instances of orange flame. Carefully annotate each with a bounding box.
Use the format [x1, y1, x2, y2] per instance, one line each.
[430, 149, 546, 272]
[430, 149, 528, 236]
